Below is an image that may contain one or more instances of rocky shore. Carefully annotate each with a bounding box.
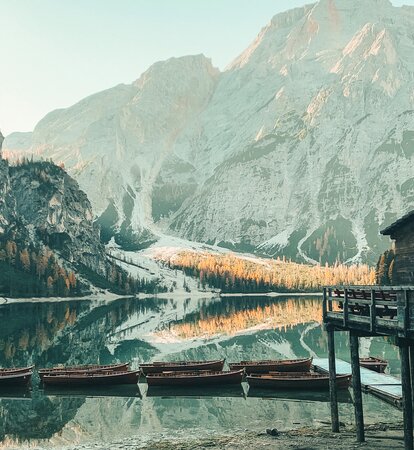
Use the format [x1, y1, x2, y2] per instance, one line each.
[57, 423, 405, 450]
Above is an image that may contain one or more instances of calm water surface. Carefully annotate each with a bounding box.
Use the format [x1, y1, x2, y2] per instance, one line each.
[0, 295, 403, 448]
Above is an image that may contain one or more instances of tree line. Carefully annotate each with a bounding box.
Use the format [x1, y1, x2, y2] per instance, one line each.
[0, 239, 80, 297]
[160, 251, 376, 293]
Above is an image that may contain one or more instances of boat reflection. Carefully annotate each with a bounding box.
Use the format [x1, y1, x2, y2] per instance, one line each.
[42, 384, 142, 399]
[145, 384, 246, 399]
[246, 387, 353, 403]
[0, 386, 32, 400]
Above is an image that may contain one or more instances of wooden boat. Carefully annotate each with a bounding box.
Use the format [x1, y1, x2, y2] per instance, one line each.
[246, 371, 351, 390]
[41, 369, 140, 387]
[0, 371, 33, 386]
[0, 365, 35, 375]
[229, 357, 312, 374]
[140, 359, 225, 375]
[146, 369, 244, 387]
[38, 363, 129, 378]
[359, 357, 388, 373]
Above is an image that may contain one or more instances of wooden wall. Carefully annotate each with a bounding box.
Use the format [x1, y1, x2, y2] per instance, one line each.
[393, 221, 414, 285]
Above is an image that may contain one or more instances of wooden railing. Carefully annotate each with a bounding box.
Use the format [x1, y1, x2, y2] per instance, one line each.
[323, 286, 414, 336]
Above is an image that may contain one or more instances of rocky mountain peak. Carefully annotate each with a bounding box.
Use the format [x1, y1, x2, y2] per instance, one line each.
[4, 2, 414, 265]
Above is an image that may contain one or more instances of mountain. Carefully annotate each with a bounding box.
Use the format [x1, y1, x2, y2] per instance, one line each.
[4, 0, 414, 264]
[0, 133, 113, 296]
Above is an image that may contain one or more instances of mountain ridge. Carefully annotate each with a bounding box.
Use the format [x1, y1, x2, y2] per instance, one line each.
[4, 0, 414, 264]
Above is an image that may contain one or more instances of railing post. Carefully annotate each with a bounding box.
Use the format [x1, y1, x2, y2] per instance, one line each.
[370, 290, 376, 333]
[328, 287, 333, 312]
[343, 288, 349, 327]
[327, 325, 339, 433]
[323, 287, 327, 322]
[405, 290, 410, 336]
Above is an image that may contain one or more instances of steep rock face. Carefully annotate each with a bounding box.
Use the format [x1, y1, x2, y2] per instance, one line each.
[170, 0, 414, 264]
[5, 55, 219, 249]
[9, 162, 107, 275]
[4, 0, 414, 264]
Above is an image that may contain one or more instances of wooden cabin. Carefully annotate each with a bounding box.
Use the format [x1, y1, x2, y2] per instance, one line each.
[381, 210, 414, 285]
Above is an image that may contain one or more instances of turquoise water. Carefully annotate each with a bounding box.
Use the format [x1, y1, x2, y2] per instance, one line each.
[0, 296, 402, 448]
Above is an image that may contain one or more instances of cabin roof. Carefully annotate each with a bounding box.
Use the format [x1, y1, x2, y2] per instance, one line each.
[381, 209, 414, 236]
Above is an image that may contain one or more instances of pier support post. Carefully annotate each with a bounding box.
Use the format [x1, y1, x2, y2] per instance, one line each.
[327, 326, 339, 433]
[350, 331, 365, 442]
[410, 346, 414, 424]
[400, 341, 413, 450]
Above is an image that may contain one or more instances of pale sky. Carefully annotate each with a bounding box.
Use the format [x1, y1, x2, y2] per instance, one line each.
[1, 0, 413, 135]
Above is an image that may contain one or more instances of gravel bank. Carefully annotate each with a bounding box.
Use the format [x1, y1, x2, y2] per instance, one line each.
[61, 423, 404, 450]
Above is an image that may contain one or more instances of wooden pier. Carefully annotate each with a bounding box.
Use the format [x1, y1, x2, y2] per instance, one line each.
[323, 285, 414, 449]
[313, 358, 403, 407]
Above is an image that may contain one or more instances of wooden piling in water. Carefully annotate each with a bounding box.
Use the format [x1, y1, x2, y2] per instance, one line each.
[350, 332, 365, 443]
[410, 345, 414, 424]
[327, 326, 339, 433]
[400, 342, 413, 450]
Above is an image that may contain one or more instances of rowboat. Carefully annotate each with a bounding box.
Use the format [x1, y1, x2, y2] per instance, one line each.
[146, 369, 244, 387]
[0, 371, 33, 386]
[229, 357, 312, 374]
[140, 359, 225, 375]
[41, 370, 140, 386]
[0, 366, 35, 375]
[247, 371, 351, 390]
[38, 363, 129, 378]
[359, 357, 388, 373]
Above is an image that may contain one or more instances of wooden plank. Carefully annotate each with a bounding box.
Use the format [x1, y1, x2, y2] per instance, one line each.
[348, 314, 370, 324]
[350, 332, 365, 443]
[327, 328, 339, 433]
[399, 343, 413, 450]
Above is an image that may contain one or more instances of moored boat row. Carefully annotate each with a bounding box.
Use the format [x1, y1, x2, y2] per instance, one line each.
[0, 355, 386, 389]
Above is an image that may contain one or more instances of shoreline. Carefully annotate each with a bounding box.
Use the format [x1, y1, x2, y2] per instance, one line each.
[219, 291, 323, 297]
[0, 290, 323, 304]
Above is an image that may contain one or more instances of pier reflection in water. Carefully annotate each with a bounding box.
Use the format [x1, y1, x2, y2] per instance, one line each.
[0, 295, 402, 447]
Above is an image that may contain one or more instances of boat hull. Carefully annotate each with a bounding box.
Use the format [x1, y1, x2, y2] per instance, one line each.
[0, 366, 34, 375]
[229, 358, 312, 374]
[141, 359, 225, 375]
[41, 370, 139, 387]
[247, 372, 351, 390]
[146, 370, 244, 387]
[38, 363, 129, 379]
[0, 371, 32, 387]
[359, 358, 387, 373]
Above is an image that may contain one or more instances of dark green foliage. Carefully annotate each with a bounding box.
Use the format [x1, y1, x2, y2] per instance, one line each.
[376, 249, 395, 285]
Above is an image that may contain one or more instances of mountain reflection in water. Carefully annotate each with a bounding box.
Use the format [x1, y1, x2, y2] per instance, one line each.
[0, 295, 402, 447]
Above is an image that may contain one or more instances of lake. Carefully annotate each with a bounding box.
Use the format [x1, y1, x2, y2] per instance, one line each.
[0, 295, 403, 448]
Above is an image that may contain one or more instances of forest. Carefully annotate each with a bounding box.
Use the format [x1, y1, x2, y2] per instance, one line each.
[160, 251, 377, 293]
